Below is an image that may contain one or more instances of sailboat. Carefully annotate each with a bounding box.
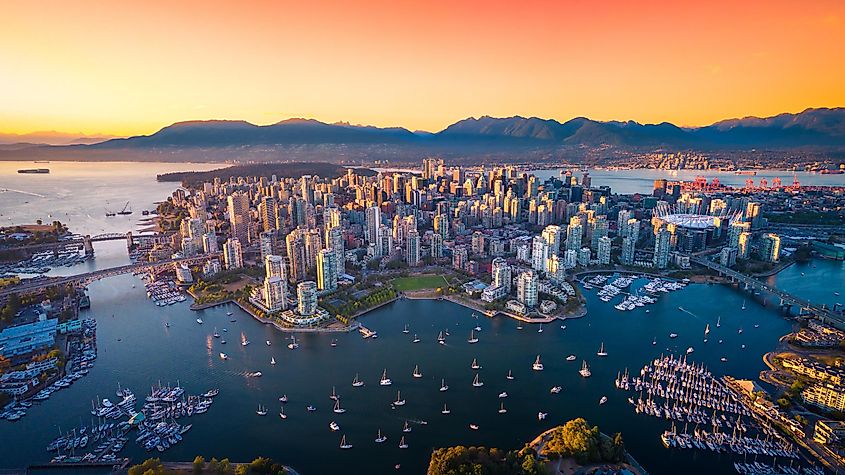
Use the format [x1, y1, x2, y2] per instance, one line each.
[330, 386, 339, 401]
[287, 335, 298, 350]
[472, 373, 484, 387]
[741, 300, 746, 310]
[375, 429, 387, 443]
[652, 337, 656, 346]
[437, 331, 445, 345]
[379, 369, 392, 386]
[393, 390, 406, 406]
[333, 400, 346, 414]
[506, 369, 514, 380]
[440, 379, 448, 392]
[331, 339, 337, 347]
[339, 435, 352, 449]
[498, 402, 507, 414]
[398, 436, 408, 449]
[256, 404, 268, 416]
[537, 324, 544, 333]
[402, 324, 410, 334]
[716, 316, 721, 327]
[241, 333, 250, 346]
[412, 365, 422, 378]
[441, 403, 450, 414]
[471, 358, 481, 370]
[579, 360, 591, 378]
[402, 421, 411, 433]
[705, 323, 711, 336]
[532, 355, 544, 371]
[412, 333, 420, 343]
[467, 329, 478, 344]
[516, 322, 523, 330]
[597, 342, 608, 357]
[213, 328, 220, 338]
[352, 373, 364, 387]
[278, 406, 287, 419]
[270, 357, 276, 365]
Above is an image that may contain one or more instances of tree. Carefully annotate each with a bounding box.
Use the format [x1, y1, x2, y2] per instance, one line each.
[193, 455, 205, 472]
[128, 458, 165, 475]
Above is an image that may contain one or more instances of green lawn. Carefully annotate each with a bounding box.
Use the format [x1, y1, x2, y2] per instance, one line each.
[391, 274, 449, 291]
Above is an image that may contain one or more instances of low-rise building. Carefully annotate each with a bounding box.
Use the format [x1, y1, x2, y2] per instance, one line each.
[802, 383, 845, 412]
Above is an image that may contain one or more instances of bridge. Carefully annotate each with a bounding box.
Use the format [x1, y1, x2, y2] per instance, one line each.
[689, 254, 844, 328]
[0, 232, 135, 255]
[0, 254, 221, 298]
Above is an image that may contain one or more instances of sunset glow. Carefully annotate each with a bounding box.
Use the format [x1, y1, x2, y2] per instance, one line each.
[1, 0, 844, 136]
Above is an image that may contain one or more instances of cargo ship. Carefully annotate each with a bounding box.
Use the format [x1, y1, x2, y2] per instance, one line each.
[17, 168, 50, 174]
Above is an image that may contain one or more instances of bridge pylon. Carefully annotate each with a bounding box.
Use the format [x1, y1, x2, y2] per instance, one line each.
[83, 235, 94, 257]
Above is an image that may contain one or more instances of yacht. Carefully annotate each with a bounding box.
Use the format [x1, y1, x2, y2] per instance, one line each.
[226, 311, 233, 316]
[265, 340, 271, 346]
[393, 390, 406, 406]
[278, 407, 287, 419]
[398, 436, 408, 449]
[686, 346, 694, 354]
[472, 373, 484, 387]
[196, 318, 203, 324]
[506, 369, 514, 380]
[537, 412, 547, 421]
[471, 358, 481, 370]
[279, 395, 288, 403]
[339, 434, 352, 449]
[379, 369, 392, 386]
[467, 329, 479, 344]
[219, 352, 228, 360]
[566, 355, 576, 361]
[412, 333, 420, 343]
[532, 355, 544, 371]
[333, 400, 346, 414]
[256, 404, 268, 416]
[469, 424, 479, 431]
[441, 403, 450, 415]
[306, 405, 316, 412]
[597, 342, 608, 357]
[412, 365, 422, 378]
[720, 357, 728, 362]
[440, 379, 448, 392]
[669, 333, 678, 339]
[287, 335, 299, 350]
[375, 429, 387, 443]
[402, 324, 410, 334]
[498, 402, 507, 414]
[537, 324, 544, 333]
[498, 391, 508, 398]
[550, 386, 562, 394]
[599, 396, 608, 405]
[270, 357, 276, 365]
[579, 360, 591, 378]
[352, 374, 364, 387]
[560, 325, 566, 330]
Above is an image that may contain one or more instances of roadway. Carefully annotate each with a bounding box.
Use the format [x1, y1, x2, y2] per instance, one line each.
[0, 254, 220, 298]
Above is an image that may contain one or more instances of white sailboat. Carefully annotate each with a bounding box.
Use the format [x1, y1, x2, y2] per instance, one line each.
[506, 369, 514, 380]
[741, 300, 746, 310]
[537, 324, 544, 333]
[213, 328, 220, 338]
[339, 434, 352, 449]
[437, 331, 445, 345]
[375, 429, 387, 443]
[352, 373, 364, 387]
[379, 369, 392, 386]
[412, 365, 422, 378]
[440, 379, 448, 392]
[287, 335, 298, 350]
[597, 342, 608, 357]
[393, 390, 406, 406]
[278, 406, 287, 419]
[256, 404, 267, 416]
[412, 333, 420, 343]
[579, 360, 591, 378]
[472, 373, 484, 387]
[330, 386, 339, 401]
[498, 402, 507, 414]
[398, 436, 408, 449]
[716, 316, 721, 327]
[402, 324, 410, 334]
[471, 358, 481, 370]
[333, 400, 346, 414]
[270, 357, 276, 365]
[532, 355, 544, 371]
[441, 402, 450, 414]
[467, 329, 478, 344]
[402, 420, 411, 433]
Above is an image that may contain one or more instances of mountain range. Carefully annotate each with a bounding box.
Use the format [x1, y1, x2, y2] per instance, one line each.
[92, 107, 845, 148]
[2, 108, 844, 162]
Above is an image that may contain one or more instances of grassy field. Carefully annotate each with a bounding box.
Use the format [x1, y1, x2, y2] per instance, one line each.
[391, 274, 449, 291]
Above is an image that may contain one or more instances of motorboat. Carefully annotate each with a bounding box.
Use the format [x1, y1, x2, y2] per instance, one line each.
[532, 355, 544, 371]
[498, 392, 508, 398]
[550, 386, 562, 394]
[330, 421, 340, 431]
[686, 346, 694, 354]
[469, 424, 479, 430]
[219, 353, 228, 360]
[566, 355, 576, 361]
[669, 333, 678, 339]
[196, 318, 203, 324]
[599, 396, 608, 405]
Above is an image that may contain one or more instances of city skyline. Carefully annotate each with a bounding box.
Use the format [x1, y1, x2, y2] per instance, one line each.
[2, 0, 844, 137]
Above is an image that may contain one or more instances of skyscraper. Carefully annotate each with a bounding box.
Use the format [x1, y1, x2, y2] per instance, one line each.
[541, 225, 562, 256]
[430, 233, 443, 259]
[565, 217, 582, 252]
[516, 270, 538, 308]
[317, 248, 338, 291]
[227, 192, 251, 244]
[223, 238, 243, 269]
[405, 230, 421, 266]
[531, 235, 549, 272]
[491, 257, 511, 291]
[297, 281, 318, 316]
[653, 228, 671, 269]
[597, 236, 612, 265]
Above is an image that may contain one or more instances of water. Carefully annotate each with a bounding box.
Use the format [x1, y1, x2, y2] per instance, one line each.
[1, 162, 839, 473]
[769, 259, 845, 311]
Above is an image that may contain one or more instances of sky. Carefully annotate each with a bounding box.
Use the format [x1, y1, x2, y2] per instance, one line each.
[1, 0, 844, 137]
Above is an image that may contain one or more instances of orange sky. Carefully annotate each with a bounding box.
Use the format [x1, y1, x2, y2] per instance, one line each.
[1, 0, 844, 136]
